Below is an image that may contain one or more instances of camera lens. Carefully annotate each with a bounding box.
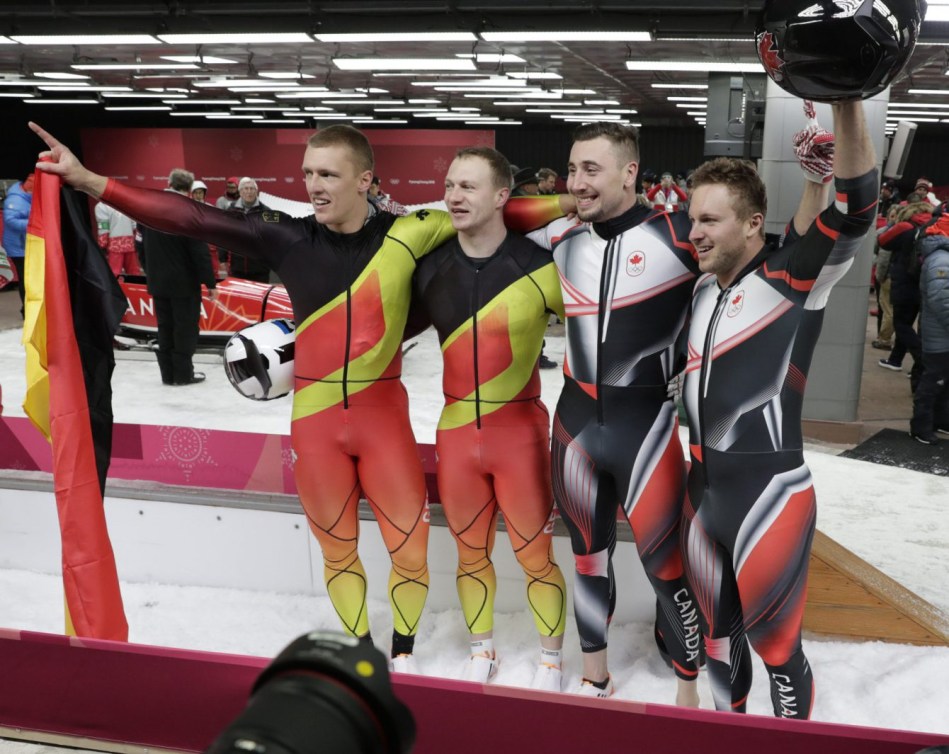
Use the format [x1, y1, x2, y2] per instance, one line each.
[205, 631, 415, 754]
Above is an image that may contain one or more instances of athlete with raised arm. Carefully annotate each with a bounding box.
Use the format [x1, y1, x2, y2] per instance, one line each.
[681, 99, 876, 718]
[30, 121, 454, 671]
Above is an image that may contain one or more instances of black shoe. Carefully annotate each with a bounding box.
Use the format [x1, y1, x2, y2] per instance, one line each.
[175, 372, 206, 385]
[935, 426, 949, 436]
[909, 430, 939, 445]
[538, 355, 558, 370]
[878, 359, 901, 371]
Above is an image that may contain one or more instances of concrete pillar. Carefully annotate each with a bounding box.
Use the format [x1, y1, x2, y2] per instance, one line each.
[758, 80, 889, 422]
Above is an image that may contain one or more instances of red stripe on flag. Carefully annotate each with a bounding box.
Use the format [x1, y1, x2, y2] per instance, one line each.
[31, 170, 128, 641]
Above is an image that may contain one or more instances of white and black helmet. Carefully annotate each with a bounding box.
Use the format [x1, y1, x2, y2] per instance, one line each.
[224, 319, 296, 400]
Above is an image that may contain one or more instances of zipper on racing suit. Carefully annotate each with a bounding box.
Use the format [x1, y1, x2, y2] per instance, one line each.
[471, 266, 483, 429]
[595, 238, 617, 426]
[697, 284, 731, 488]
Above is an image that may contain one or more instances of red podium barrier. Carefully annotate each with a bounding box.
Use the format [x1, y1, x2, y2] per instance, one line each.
[0, 629, 946, 754]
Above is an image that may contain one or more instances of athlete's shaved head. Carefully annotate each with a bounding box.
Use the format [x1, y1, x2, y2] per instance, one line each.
[307, 125, 374, 174]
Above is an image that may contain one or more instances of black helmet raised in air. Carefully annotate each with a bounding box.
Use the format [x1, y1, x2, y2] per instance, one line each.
[755, 0, 925, 102]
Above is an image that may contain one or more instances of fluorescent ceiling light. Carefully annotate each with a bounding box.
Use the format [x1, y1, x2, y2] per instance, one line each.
[316, 32, 476, 42]
[658, 35, 751, 42]
[628, 61, 762, 72]
[170, 111, 229, 117]
[327, 99, 407, 105]
[434, 86, 540, 93]
[412, 77, 526, 87]
[105, 106, 172, 111]
[889, 102, 949, 108]
[925, 4, 949, 21]
[887, 117, 940, 122]
[562, 89, 597, 95]
[72, 63, 199, 71]
[651, 83, 708, 89]
[676, 103, 707, 109]
[39, 85, 132, 92]
[668, 96, 708, 102]
[228, 86, 308, 93]
[161, 56, 238, 64]
[456, 53, 526, 64]
[585, 99, 620, 105]
[333, 58, 476, 71]
[908, 89, 949, 95]
[166, 99, 243, 105]
[481, 31, 651, 42]
[373, 107, 448, 113]
[194, 79, 305, 87]
[34, 72, 89, 80]
[253, 119, 306, 124]
[408, 98, 440, 104]
[243, 98, 276, 103]
[102, 92, 188, 99]
[276, 91, 368, 99]
[258, 72, 316, 79]
[493, 120, 523, 125]
[159, 33, 313, 44]
[0, 92, 34, 98]
[12, 35, 160, 45]
[0, 37, 14, 44]
[354, 88, 389, 93]
[205, 114, 261, 119]
[27, 98, 99, 104]
[607, 109, 637, 114]
[232, 106, 302, 111]
[301, 106, 335, 111]
[686, 111, 707, 116]
[507, 72, 563, 80]
[473, 91, 562, 99]
[353, 119, 410, 124]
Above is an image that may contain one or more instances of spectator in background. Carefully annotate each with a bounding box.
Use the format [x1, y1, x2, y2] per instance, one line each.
[368, 175, 408, 216]
[95, 201, 141, 276]
[221, 177, 271, 282]
[879, 179, 900, 217]
[910, 177, 939, 208]
[872, 204, 901, 350]
[190, 180, 208, 204]
[910, 211, 949, 444]
[877, 200, 933, 391]
[512, 167, 540, 197]
[646, 171, 689, 212]
[215, 176, 240, 210]
[138, 168, 218, 386]
[536, 168, 558, 195]
[1, 172, 33, 317]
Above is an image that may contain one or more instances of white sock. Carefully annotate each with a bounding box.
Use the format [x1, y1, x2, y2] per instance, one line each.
[540, 647, 563, 668]
[470, 638, 495, 657]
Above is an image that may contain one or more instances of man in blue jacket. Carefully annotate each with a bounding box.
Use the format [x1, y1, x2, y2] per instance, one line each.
[2, 173, 34, 317]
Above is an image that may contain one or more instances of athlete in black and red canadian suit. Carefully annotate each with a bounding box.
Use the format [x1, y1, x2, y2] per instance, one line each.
[508, 123, 704, 703]
[681, 100, 876, 718]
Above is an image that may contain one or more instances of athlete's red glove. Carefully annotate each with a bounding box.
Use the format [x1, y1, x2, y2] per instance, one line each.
[792, 100, 835, 184]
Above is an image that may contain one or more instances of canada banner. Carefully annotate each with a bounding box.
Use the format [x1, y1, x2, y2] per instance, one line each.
[22, 167, 129, 641]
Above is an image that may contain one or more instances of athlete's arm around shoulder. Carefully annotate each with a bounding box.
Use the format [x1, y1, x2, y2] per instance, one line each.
[389, 207, 457, 261]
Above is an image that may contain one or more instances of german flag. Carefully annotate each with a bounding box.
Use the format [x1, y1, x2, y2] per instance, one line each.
[22, 168, 129, 641]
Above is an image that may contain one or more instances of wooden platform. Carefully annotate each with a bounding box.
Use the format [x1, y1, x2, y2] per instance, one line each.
[804, 530, 949, 646]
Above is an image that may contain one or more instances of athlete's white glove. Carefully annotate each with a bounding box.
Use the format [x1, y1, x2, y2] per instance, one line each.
[792, 100, 835, 184]
[666, 372, 682, 402]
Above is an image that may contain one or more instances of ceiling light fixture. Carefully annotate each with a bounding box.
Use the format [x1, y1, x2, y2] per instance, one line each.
[332, 58, 476, 71]
[13, 35, 160, 45]
[316, 32, 476, 42]
[481, 31, 651, 42]
[161, 56, 239, 64]
[253, 119, 306, 124]
[627, 61, 762, 72]
[159, 33, 313, 44]
[651, 83, 709, 89]
[72, 63, 200, 71]
[455, 53, 526, 64]
[34, 72, 90, 80]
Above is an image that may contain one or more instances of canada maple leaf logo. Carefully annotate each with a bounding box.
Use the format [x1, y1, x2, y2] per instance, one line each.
[631, 253, 643, 265]
[757, 31, 784, 80]
[732, 292, 743, 306]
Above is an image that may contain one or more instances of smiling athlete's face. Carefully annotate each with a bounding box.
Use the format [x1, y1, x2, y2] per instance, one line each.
[566, 136, 638, 223]
[688, 182, 762, 288]
[443, 155, 508, 237]
[302, 144, 372, 234]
